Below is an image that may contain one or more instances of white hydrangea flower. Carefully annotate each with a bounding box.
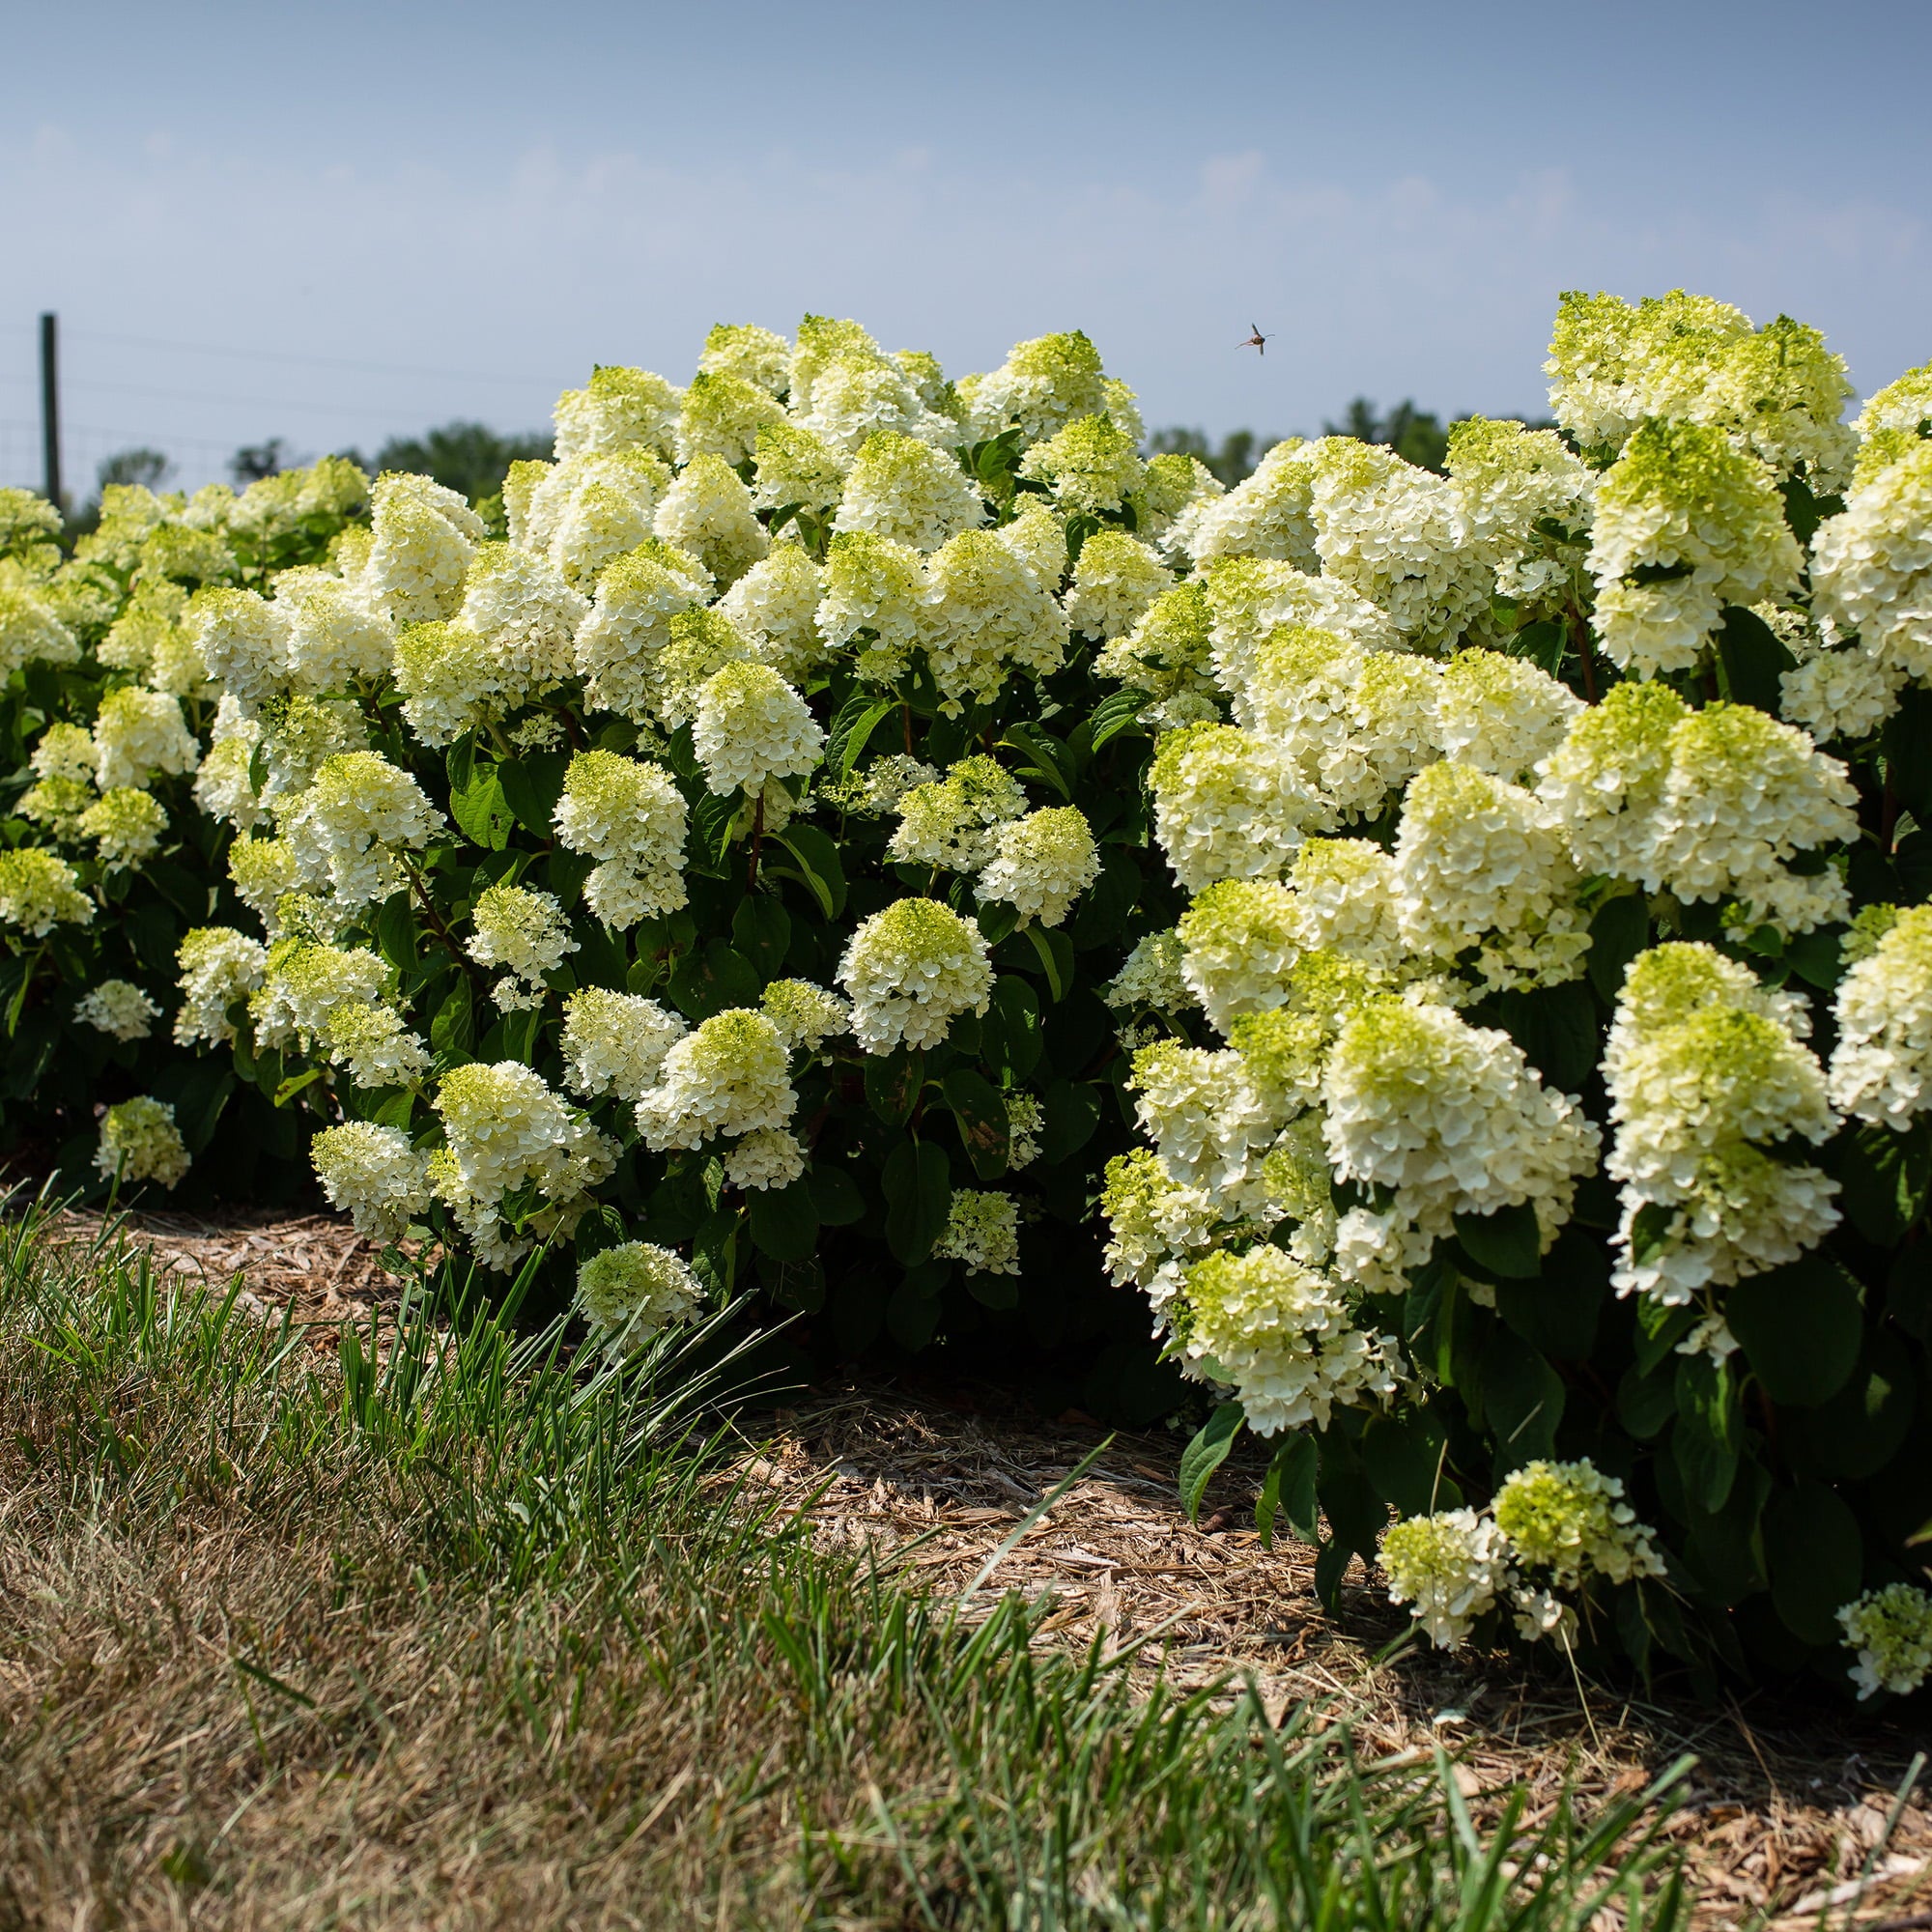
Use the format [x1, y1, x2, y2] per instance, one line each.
[1830, 904, 1932, 1124]
[692, 662, 824, 797]
[1062, 530, 1170, 646]
[635, 1008, 797, 1150]
[838, 897, 994, 1053]
[1393, 763, 1588, 991]
[1587, 418, 1802, 676]
[0, 578, 79, 676]
[1537, 679, 1689, 883]
[173, 927, 268, 1046]
[724, 1126, 809, 1193]
[1646, 703, 1857, 935]
[886, 755, 1028, 871]
[1322, 996, 1601, 1289]
[258, 695, 369, 802]
[752, 419, 849, 518]
[311, 1121, 431, 1242]
[1287, 838, 1406, 971]
[226, 837, 305, 927]
[1182, 440, 1321, 570]
[572, 539, 710, 724]
[250, 939, 388, 1050]
[182, 586, 292, 714]
[718, 544, 826, 685]
[1129, 1041, 1277, 1199]
[976, 806, 1098, 928]
[324, 1001, 431, 1089]
[1198, 554, 1400, 693]
[760, 978, 852, 1054]
[654, 452, 769, 588]
[1150, 723, 1329, 894]
[969, 330, 1107, 443]
[468, 883, 578, 1011]
[1838, 1583, 1932, 1700]
[1492, 1460, 1663, 1590]
[1381, 1509, 1508, 1649]
[73, 979, 159, 1041]
[1170, 1245, 1399, 1435]
[1307, 439, 1492, 650]
[1104, 928, 1195, 1015]
[575, 1240, 705, 1347]
[554, 750, 689, 927]
[922, 528, 1068, 714]
[517, 450, 672, 588]
[935, 1189, 1022, 1274]
[190, 698, 265, 831]
[95, 1095, 189, 1190]
[455, 541, 586, 709]
[1811, 440, 1932, 688]
[1177, 879, 1301, 1032]
[833, 430, 985, 552]
[92, 685, 199, 791]
[1004, 1093, 1043, 1170]
[1446, 416, 1594, 602]
[816, 530, 928, 679]
[1098, 1147, 1220, 1290]
[676, 370, 789, 469]
[273, 565, 394, 692]
[393, 620, 505, 747]
[1435, 649, 1582, 783]
[280, 752, 443, 911]
[1605, 943, 1838, 1306]
[699, 322, 791, 396]
[799, 352, 955, 458]
[79, 788, 167, 869]
[1778, 643, 1902, 745]
[652, 608, 758, 731]
[30, 722, 96, 785]
[1018, 413, 1144, 517]
[361, 472, 483, 625]
[560, 986, 687, 1102]
[553, 366, 682, 463]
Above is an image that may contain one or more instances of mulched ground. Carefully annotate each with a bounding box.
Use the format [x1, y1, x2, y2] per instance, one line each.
[37, 1205, 1932, 1929]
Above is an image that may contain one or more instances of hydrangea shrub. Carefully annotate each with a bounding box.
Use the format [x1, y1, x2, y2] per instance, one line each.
[0, 464, 371, 1195]
[1105, 291, 1932, 1698]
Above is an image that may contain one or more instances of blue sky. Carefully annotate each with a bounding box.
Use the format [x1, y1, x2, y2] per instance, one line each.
[5, 0, 1930, 492]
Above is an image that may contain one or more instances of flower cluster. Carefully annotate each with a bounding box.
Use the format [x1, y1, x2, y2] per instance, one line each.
[95, 1095, 190, 1189]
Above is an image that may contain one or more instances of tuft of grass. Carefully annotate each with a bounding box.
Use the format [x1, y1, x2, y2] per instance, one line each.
[0, 1206, 1692, 1929]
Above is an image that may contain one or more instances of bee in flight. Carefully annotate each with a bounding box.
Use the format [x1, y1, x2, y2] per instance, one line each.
[1240, 324, 1268, 355]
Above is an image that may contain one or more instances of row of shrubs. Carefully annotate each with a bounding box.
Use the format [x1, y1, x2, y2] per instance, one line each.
[2, 298, 1929, 1701]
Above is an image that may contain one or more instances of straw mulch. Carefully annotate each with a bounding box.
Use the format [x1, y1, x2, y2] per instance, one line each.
[43, 1207, 1932, 1929]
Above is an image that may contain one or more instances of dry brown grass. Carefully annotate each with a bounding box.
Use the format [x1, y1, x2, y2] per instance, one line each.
[7, 1207, 1927, 1929]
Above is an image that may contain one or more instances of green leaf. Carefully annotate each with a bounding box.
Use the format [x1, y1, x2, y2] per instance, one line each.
[731, 895, 792, 980]
[1494, 1224, 1605, 1360]
[1633, 1292, 1696, 1374]
[828, 695, 897, 778]
[1040, 1077, 1101, 1165]
[1360, 1408, 1454, 1518]
[1179, 1403, 1244, 1523]
[1673, 1354, 1743, 1513]
[1727, 1253, 1863, 1406]
[1587, 893, 1649, 1004]
[1717, 604, 1797, 715]
[1256, 1434, 1320, 1548]
[430, 976, 474, 1060]
[1023, 924, 1075, 1003]
[1889, 1241, 1932, 1341]
[1453, 1200, 1543, 1281]
[886, 1275, 942, 1350]
[496, 750, 569, 837]
[449, 769, 514, 849]
[1480, 1329, 1564, 1469]
[882, 1139, 951, 1267]
[668, 939, 760, 1021]
[758, 1253, 826, 1314]
[866, 1046, 925, 1126]
[1617, 1360, 1678, 1440]
[942, 1065, 1010, 1180]
[748, 1179, 820, 1263]
[808, 1165, 865, 1227]
[1796, 1333, 1917, 1479]
[982, 977, 1042, 1080]
[769, 824, 847, 919]
[1764, 1483, 1863, 1647]
[1089, 689, 1149, 753]
[272, 1067, 324, 1108]
[1785, 926, 1845, 991]
[964, 1268, 1018, 1309]
[1840, 1118, 1932, 1246]
[1884, 685, 1932, 824]
[1484, 980, 1599, 1091]
[1000, 723, 1074, 800]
